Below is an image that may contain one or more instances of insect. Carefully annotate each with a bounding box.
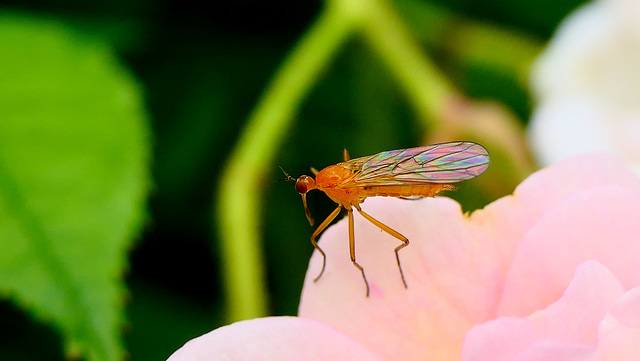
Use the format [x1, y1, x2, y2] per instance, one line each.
[281, 141, 490, 296]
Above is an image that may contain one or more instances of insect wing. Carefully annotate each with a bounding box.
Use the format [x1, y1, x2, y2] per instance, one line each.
[339, 141, 489, 187]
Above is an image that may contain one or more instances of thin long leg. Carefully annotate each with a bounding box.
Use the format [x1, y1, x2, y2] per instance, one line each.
[348, 208, 370, 297]
[355, 206, 409, 289]
[310, 205, 343, 282]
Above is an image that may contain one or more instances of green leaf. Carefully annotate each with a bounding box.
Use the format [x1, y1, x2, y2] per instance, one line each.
[0, 13, 150, 361]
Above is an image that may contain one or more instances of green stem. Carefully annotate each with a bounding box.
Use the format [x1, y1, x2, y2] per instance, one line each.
[216, 2, 359, 322]
[359, 0, 457, 127]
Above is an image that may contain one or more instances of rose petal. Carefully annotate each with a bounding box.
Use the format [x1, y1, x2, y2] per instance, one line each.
[610, 0, 640, 37]
[166, 316, 383, 361]
[531, 0, 640, 106]
[472, 155, 640, 310]
[528, 98, 620, 166]
[462, 261, 623, 361]
[529, 99, 640, 170]
[299, 155, 640, 361]
[512, 342, 599, 361]
[598, 286, 640, 359]
[531, 2, 614, 101]
[472, 154, 640, 263]
[499, 186, 640, 316]
[299, 196, 500, 360]
[529, 0, 640, 169]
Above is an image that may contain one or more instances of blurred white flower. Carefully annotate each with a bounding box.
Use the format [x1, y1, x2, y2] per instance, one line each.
[529, 0, 640, 171]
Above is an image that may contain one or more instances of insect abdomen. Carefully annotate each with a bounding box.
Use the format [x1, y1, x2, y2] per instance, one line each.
[362, 184, 455, 198]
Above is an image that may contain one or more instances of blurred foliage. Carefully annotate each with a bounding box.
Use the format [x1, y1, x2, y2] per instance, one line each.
[0, 0, 587, 359]
[0, 13, 149, 360]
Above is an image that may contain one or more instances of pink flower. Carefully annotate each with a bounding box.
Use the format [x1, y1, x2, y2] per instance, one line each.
[168, 155, 640, 360]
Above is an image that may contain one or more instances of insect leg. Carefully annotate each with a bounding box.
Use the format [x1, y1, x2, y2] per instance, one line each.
[348, 208, 370, 297]
[310, 205, 343, 282]
[343, 148, 351, 161]
[355, 207, 409, 289]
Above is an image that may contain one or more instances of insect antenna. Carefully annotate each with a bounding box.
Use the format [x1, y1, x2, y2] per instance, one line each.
[279, 166, 315, 226]
[278, 166, 296, 182]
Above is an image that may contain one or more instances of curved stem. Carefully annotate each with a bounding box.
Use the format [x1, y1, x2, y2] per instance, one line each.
[216, 2, 359, 322]
[359, 0, 458, 127]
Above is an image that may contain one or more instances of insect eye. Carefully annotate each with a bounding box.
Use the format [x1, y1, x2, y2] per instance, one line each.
[295, 175, 315, 194]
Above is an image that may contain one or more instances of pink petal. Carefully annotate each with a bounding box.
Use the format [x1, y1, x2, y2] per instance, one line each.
[299, 196, 503, 360]
[471, 154, 640, 288]
[298, 155, 640, 361]
[498, 185, 640, 316]
[461, 261, 624, 361]
[510, 342, 599, 361]
[598, 286, 640, 359]
[166, 316, 383, 361]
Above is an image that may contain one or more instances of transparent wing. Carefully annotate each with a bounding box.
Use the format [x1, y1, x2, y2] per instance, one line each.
[338, 141, 489, 188]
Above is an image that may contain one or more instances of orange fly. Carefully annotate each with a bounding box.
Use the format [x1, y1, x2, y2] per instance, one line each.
[282, 141, 490, 296]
